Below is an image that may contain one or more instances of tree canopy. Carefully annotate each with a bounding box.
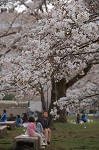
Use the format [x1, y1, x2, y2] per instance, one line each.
[0, 0, 99, 112]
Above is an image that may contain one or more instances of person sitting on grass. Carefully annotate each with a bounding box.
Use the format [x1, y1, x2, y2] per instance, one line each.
[15, 115, 22, 127]
[7, 114, 15, 121]
[76, 113, 81, 123]
[27, 117, 46, 148]
[22, 113, 28, 124]
[81, 113, 87, 123]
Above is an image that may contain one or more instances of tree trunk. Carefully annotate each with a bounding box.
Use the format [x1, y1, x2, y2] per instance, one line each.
[49, 78, 67, 123]
[40, 84, 46, 111]
[47, 78, 56, 128]
[49, 63, 93, 124]
[56, 78, 67, 122]
[56, 78, 66, 99]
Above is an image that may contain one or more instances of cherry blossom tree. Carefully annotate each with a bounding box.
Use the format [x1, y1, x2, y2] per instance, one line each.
[0, 0, 99, 117]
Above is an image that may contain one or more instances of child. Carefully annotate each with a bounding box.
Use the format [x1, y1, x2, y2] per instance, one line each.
[27, 117, 46, 148]
[36, 121, 47, 144]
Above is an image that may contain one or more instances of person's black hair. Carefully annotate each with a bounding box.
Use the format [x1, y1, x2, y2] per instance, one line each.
[23, 113, 27, 117]
[77, 113, 80, 116]
[3, 110, 6, 113]
[42, 111, 48, 114]
[28, 117, 35, 122]
[10, 114, 13, 116]
[17, 115, 20, 118]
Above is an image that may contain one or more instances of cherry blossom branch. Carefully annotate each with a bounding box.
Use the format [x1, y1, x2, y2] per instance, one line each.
[65, 63, 92, 89]
[0, 13, 22, 38]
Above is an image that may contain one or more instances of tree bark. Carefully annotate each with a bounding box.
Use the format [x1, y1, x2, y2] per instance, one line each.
[49, 64, 93, 123]
[40, 84, 46, 111]
[49, 78, 67, 123]
[65, 64, 92, 89]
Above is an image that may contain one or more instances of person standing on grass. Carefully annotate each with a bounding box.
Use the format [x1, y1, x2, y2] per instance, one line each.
[37, 111, 51, 145]
[0, 110, 7, 122]
[27, 117, 46, 148]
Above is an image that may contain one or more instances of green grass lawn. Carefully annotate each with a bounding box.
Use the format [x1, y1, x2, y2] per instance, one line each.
[51, 122, 99, 150]
[0, 127, 23, 150]
[51, 116, 99, 150]
[0, 116, 99, 150]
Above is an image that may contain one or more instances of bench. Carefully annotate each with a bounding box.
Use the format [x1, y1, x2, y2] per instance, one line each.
[0, 126, 7, 138]
[0, 121, 15, 130]
[14, 134, 40, 150]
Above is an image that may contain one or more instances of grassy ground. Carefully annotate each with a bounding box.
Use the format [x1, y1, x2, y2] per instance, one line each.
[0, 116, 99, 150]
[0, 127, 23, 150]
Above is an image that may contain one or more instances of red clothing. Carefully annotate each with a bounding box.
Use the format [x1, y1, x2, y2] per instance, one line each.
[27, 122, 36, 136]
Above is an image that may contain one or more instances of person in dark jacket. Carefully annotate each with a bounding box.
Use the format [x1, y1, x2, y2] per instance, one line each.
[7, 114, 15, 121]
[76, 113, 81, 123]
[37, 111, 51, 145]
[22, 113, 28, 124]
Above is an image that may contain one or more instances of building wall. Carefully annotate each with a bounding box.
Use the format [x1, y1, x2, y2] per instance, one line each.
[0, 107, 27, 117]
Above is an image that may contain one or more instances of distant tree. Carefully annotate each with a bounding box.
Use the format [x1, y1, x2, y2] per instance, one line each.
[2, 94, 16, 100]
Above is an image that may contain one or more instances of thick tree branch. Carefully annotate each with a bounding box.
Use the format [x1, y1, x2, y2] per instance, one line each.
[65, 63, 92, 89]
